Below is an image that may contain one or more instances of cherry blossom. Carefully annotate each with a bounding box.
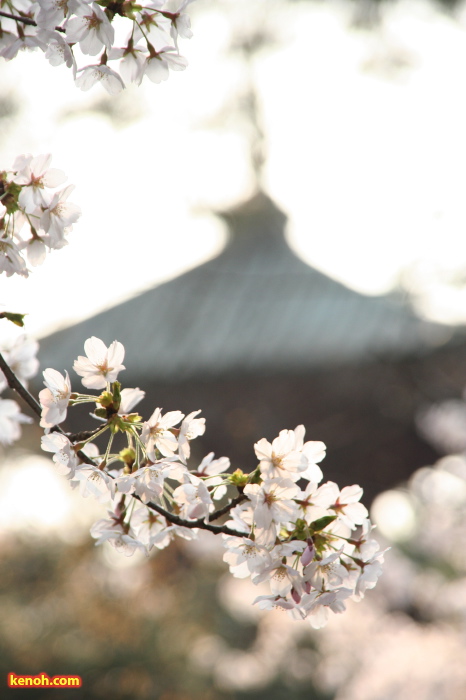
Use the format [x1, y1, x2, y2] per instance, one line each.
[0, 398, 32, 445]
[173, 476, 214, 520]
[0, 153, 80, 276]
[41, 432, 80, 477]
[73, 336, 125, 389]
[178, 409, 205, 462]
[254, 428, 308, 481]
[244, 478, 300, 531]
[91, 514, 148, 556]
[0, 335, 39, 391]
[74, 64, 125, 95]
[13, 153, 66, 213]
[40, 184, 81, 243]
[192, 452, 230, 500]
[222, 537, 272, 579]
[65, 2, 114, 56]
[141, 407, 184, 459]
[39, 368, 72, 427]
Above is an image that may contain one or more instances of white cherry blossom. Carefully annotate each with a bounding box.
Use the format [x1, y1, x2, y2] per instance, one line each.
[178, 409, 205, 462]
[39, 29, 77, 72]
[65, 2, 114, 56]
[244, 478, 300, 531]
[192, 452, 230, 499]
[141, 407, 184, 459]
[0, 334, 39, 390]
[91, 515, 148, 556]
[173, 476, 214, 520]
[119, 387, 145, 415]
[41, 432, 79, 477]
[0, 237, 29, 277]
[222, 536, 272, 579]
[140, 47, 188, 84]
[75, 64, 125, 94]
[253, 561, 304, 597]
[13, 153, 66, 213]
[73, 336, 125, 389]
[35, 0, 82, 29]
[0, 398, 32, 445]
[73, 464, 115, 502]
[150, 523, 199, 549]
[39, 368, 72, 427]
[40, 184, 81, 243]
[255, 428, 308, 481]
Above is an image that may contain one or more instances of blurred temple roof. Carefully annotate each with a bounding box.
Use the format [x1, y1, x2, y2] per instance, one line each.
[39, 190, 452, 382]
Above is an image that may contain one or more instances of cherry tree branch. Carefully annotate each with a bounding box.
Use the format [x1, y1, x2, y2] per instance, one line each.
[134, 494, 246, 537]
[208, 492, 247, 522]
[0, 10, 66, 33]
[0, 350, 42, 416]
[0, 352, 248, 538]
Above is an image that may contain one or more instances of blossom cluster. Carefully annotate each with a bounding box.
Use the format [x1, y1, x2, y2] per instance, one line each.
[0, 153, 80, 277]
[0, 334, 38, 445]
[38, 335, 386, 627]
[0, 0, 195, 94]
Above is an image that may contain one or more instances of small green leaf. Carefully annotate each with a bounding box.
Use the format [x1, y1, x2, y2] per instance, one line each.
[0, 312, 26, 327]
[309, 515, 338, 532]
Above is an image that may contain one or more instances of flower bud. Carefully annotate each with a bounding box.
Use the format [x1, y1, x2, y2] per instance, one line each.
[119, 447, 135, 466]
[98, 391, 114, 408]
[301, 541, 316, 567]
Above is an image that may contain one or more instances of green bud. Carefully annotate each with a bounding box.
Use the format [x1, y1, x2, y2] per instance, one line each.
[288, 518, 308, 540]
[1, 181, 21, 214]
[98, 391, 114, 408]
[124, 413, 142, 423]
[229, 469, 249, 487]
[112, 381, 121, 411]
[309, 515, 338, 532]
[119, 447, 136, 465]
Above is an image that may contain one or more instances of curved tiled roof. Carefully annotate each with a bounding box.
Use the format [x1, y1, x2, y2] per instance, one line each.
[39, 191, 449, 382]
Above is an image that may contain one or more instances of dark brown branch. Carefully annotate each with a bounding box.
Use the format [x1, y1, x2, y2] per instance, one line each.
[134, 494, 246, 538]
[0, 10, 66, 33]
[207, 492, 247, 522]
[0, 351, 42, 416]
[67, 426, 105, 442]
[0, 10, 36, 26]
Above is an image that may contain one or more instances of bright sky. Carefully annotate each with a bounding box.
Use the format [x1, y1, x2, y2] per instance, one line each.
[2, 0, 466, 340]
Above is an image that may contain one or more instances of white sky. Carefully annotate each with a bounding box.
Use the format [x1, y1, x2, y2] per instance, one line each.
[2, 0, 466, 339]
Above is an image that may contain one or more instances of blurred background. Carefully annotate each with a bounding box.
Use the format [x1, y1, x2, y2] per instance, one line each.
[2, 0, 466, 697]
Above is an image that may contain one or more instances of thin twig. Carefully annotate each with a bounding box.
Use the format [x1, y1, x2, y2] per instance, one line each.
[0, 351, 42, 416]
[207, 492, 247, 522]
[0, 10, 66, 33]
[67, 426, 105, 442]
[134, 494, 246, 538]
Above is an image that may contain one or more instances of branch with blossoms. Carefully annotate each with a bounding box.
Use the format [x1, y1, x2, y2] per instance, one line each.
[0, 154, 80, 277]
[0, 0, 195, 94]
[0, 327, 388, 628]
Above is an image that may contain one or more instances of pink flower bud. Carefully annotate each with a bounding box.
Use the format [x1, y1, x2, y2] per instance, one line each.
[301, 542, 315, 567]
